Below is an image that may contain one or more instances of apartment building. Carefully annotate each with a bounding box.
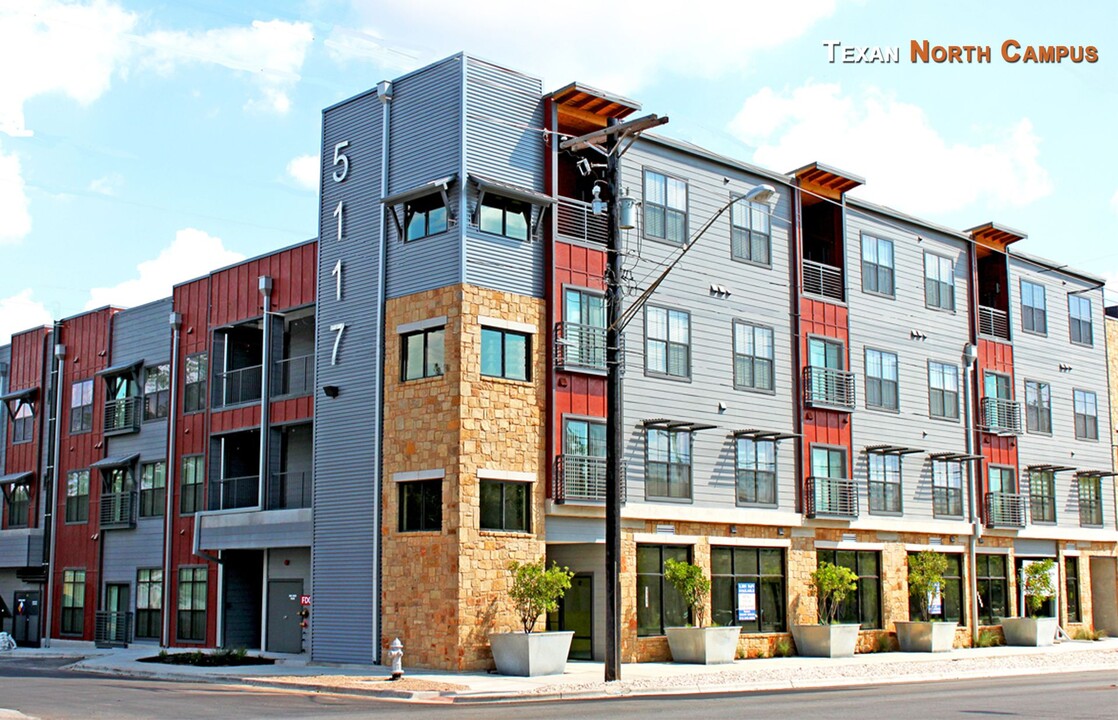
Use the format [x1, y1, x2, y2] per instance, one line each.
[1, 52, 1115, 667]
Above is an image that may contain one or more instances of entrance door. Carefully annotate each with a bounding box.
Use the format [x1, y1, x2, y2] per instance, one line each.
[103, 584, 129, 646]
[551, 574, 593, 660]
[12, 591, 41, 647]
[266, 580, 303, 654]
[1090, 557, 1118, 635]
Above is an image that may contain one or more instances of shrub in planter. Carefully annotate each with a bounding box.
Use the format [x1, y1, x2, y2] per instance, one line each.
[792, 561, 860, 658]
[1002, 559, 1058, 647]
[896, 551, 957, 653]
[489, 560, 575, 676]
[662, 558, 740, 664]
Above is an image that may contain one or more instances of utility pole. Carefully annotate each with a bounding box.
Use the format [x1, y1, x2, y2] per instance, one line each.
[604, 117, 622, 683]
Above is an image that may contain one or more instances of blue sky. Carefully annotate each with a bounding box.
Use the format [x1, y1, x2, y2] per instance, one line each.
[1, 0, 1116, 343]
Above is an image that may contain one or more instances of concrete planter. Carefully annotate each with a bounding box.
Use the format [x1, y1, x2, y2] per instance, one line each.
[895, 621, 957, 653]
[664, 626, 741, 664]
[1001, 617, 1058, 647]
[791, 624, 860, 658]
[489, 631, 574, 677]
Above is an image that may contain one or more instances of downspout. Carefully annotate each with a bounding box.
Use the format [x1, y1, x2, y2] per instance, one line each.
[162, 312, 182, 647]
[374, 78, 393, 664]
[790, 186, 804, 511]
[963, 342, 980, 647]
[259, 276, 273, 510]
[43, 336, 65, 648]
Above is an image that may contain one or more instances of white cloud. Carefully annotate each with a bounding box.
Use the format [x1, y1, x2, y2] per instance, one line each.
[0, 141, 31, 243]
[324, 27, 423, 74]
[286, 154, 319, 192]
[88, 172, 124, 197]
[729, 83, 1053, 215]
[0, 0, 138, 137]
[0, 290, 52, 345]
[85, 228, 244, 310]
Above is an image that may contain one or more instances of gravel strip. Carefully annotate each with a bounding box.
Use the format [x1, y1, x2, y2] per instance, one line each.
[262, 675, 468, 693]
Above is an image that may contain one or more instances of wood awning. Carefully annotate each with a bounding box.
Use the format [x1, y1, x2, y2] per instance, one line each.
[967, 222, 1026, 252]
[548, 82, 641, 135]
[791, 161, 864, 200]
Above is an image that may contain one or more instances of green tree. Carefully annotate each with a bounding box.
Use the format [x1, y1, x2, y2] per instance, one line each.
[907, 551, 949, 622]
[1022, 559, 1056, 617]
[811, 561, 859, 625]
[507, 560, 574, 633]
[664, 558, 712, 628]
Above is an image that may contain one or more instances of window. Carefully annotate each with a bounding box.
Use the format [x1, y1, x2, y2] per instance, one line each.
[562, 288, 606, 370]
[645, 306, 690, 379]
[1068, 295, 1093, 346]
[6, 483, 29, 527]
[924, 253, 955, 311]
[184, 354, 207, 413]
[177, 567, 207, 642]
[736, 437, 776, 506]
[402, 327, 445, 381]
[1065, 557, 1081, 623]
[807, 336, 844, 371]
[62, 569, 85, 635]
[636, 545, 690, 636]
[1078, 476, 1103, 526]
[398, 480, 441, 532]
[480, 328, 529, 381]
[69, 379, 93, 434]
[907, 553, 963, 624]
[730, 198, 770, 264]
[1073, 389, 1098, 440]
[139, 462, 166, 518]
[65, 470, 90, 523]
[928, 362, 959, 420]
[865, 349, 898, 411]
[479, 195, 530, 241]
[405, 193, 448, 241]
[1029, 470, 1055, 523]
[12, 402, 33, 444]
[932, 460, 964, 517]
[1021, 280, 1047, 334]
[816, 550, 881, 629]
[975, 554, 1007, 626]
[563, 418, 606, 499]
[135, 568, 163, 640]
[861, 235, 895, 296]
[180, 455, 205, 515]
[1024, 380, 1052, 434]
[733, 322, 774, 391]
[143, 364, 170, 421]
[867, 453, 902, 514]
[644, 170, 687, 244]
[646, 428, 692, 500]
[711, 547, 785, 633]
[480, 480, 530, 532]
[988, 466, 1017, 494]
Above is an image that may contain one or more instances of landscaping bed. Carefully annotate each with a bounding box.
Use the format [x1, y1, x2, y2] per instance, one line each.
[138, 649, 276, 667]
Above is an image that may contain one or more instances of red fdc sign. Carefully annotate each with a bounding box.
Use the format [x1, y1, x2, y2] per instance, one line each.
[300, 595, 311, 606]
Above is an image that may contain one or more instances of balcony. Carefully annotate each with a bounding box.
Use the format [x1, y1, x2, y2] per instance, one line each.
[274, 355, 313, 398]
[103, 397, 140, 436]
[979, 305, 1010, 340]
[986, 492, 1027, 528]
[214, 364, 262, 408]
[269, 471, 311, 510]
[212, 474, 259, 511]
[803, 366, 856, 411]
[554, 322, 607, 372]
[802, 259, 844, 301]
[982, 397, 1021, 435]
[806, 477, 858, 518]
[94, 611, 133, 648]
[554, 455, 626, 504]
[99, 491, 135, 529]
[556, 196, 608, 245]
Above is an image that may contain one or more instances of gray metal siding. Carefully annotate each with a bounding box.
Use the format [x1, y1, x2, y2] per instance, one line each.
[199, 510, 312, 549]
[313, 89, 383, 665]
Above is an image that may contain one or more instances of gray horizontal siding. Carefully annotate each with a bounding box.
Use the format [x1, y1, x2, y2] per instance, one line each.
[0, 529, 43, 567]
[102, 519, 164, 583]
[198, 509, 311, 549]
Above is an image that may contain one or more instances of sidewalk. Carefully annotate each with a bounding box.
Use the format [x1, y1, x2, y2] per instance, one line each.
[4, 638, 1116, 704]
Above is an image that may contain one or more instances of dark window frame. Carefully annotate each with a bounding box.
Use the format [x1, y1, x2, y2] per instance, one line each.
[732, 321, 774, 392]
[645, 427, 693, 501]
[636, 544, 691, 636]
[860, 234, 895, 297]
[180, 455, 205, 515]
[135, 567, 163, 640]
[12, 402, 34, 444]
[735, 437, 777, 507]
[1072, 388, 1098, 440]
[1078, 476, 1103, 527]
[907, 552, 964, 624]
[975, 554, 1008, 626]
[816, 550, 882, 629]
[61, 568, 86, 636]
[1068, 294, 1093, 346]
[184, 353, 207, 414]
[932, 459, 964, 518]
[404, 192, 449, 241]
[711, 546, 785, 633]
[478, 194, 531, 241]
[69, 378, 94, 434]
[401, 326, 445, 381]
[1024, 379, 1052, 434]
[65, 469, 90, 524]
[730, 197, 771, 266]
[1028, 470, 1056, 524]
[644, 305, 691, 380]
[864, 348, 899, 412]
[924, 251, 955, 311]
[6, 482, 30, 528]
[139, 461, 167, 518]
[480, 327, 530, 382]
[479, 479, 531, 533]
[867, 452, 902, 515]
[176, 566, 207, 643]
[143, 364, 170, 421]
[1020, 279, 1047, 335]
[398, 479, 442, 532]
[927, 361, 960, 420]
[1065, 557, 1081, 623]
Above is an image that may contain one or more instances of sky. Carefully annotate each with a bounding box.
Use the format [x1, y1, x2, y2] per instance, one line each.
[1, 0, 1116, 344]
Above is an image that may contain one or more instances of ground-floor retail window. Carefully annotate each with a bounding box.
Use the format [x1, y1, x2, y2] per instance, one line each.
[177, 567, 207, 642]
[135, 568, 162, 640]
[61, 569, 85, 635]
[711, 546, 785, 633]
[907, 553, 963, 623]
[816, 550, 881, 629]
[976, 554, 1008, 625]
[636, 545, 690, 636]
[1065, 557, 1081, 623]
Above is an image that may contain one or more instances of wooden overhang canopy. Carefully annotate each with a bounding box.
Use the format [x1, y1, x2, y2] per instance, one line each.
[642, 418, 718, 432]
[0, 386, 38, 420]
[1075, 469, 1118, 478]
[967, 222, 1027, 253]
[548, 82, 641, 135]
[732, 428, 800, 441]
[865, 443, 925, 456]
[1026, 464, 1077, 473]
[791, 161, 865, 200]
[928, 451, 985, 462]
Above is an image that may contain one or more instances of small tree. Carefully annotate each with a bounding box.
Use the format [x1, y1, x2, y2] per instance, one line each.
[811, 561, 858, 625]
[664, 558, 712, 628]
[907, 551, 949, 622]
[1022, 559, 1057, 618]
[507, 560, 574, 633]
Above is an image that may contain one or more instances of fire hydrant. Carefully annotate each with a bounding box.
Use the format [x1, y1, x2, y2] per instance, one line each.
[388, 638, 404, 681]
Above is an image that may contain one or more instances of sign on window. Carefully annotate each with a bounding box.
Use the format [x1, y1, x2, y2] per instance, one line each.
[736, 581, 757, 622]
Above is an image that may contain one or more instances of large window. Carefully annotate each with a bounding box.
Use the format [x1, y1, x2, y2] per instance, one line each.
[139, 461, 166, 518]
[402, 327, 445, 381]
[143, 364, 170, 421]
[815, 550, 881, 629]
[562, 288, 606, 370]
[177, 567, 207, 642]
[12, 402, 34, 444]
[865, 349, 899, 411]
[735, 437, 776, 506]
[644, 170, 687, 244]
[398, 480, 442, 532]
[1073, 389, 1098, 440]
[479, 194, 530, 240]
[1020, 280, 1047, 334]
[928, 362, 959, 420]
[733, 322, 774, 392]
[184, 353, 207, 414]
[1029, 470, 1056, 523]
[636, 545, 690, 636]
[61, 569, 85, 635]
[861, 235, 895, 296]
[646, 428, 691, 500]
[6, 483, 29, 527]
[480, 480, 530, 532]
[975, 554, 1007, 626]
[563, 418, 606, 499]
[932, 459, 964, 517]
[1065, 557, 1081, 623]
[867, 453, 902, 514]
[180, 455, 205, 515]
[989, 465, 1017, 494]
[645, 306, 690, 379]
[924, 253, 955, 311]
[135, 568, 163, 640]
[66, 469, 90, 523]
[1068, 295, 1093, 346]
[907, 553, 963, 624]
[481, 327, 529, 382]
[730, 198, 770, 265]
[405, 193, 448, 241]
[711, 547, 785, 633]
[69, 379, 93, 434]
[1024, 380, 1052, 434]
[1078, 476, 1103, 527]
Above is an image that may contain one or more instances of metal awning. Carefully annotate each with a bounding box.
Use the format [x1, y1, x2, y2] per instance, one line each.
[96, 359, 144, 378]
[928, 451, 985, 462]
[1026, 464, 1077, 473]
[1075, 469, 1118, 478]
[0, 387, 38, 404]
[469, 174, 555, 207]
[89, 453, 140, 470]
[865, 444, 925, 456]
[642, 418, 718, 432]
[382, 174, 456, 207]
[733, 428, 800, 441]
[0, 471, 33, 486]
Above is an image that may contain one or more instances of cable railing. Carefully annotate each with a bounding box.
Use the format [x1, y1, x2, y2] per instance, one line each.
[212, 474, 259, 510]
[214, 364, 262, 407]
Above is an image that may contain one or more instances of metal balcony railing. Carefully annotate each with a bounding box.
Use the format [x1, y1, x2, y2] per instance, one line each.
[803, 366, 856, 410]
[554, 322, 607, 372]
[274, 355, 313, 398]
[269, 471, 312, 510]
[99, 491, 135, 529]
[982, 397, 1021, 435]
[212, 474, 259, 510]
[215, 364, 262, 407]
[986, 492, 1027, 528]
[556, 196, 609, 245]
[806, 477, 858, 518]
[802, 259, 844, 301]
[554, 455, 625, 504]
[94, 611, 133, 648]
[979, 306, 1010, 340]
[103, 397, 140, 435]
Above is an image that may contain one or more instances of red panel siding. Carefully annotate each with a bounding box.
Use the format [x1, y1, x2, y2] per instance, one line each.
[271, 396, 313, 425]
[3, 327, 50, 530]
[976, 338, 1018, 500]
[799, 297, 853, 484]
